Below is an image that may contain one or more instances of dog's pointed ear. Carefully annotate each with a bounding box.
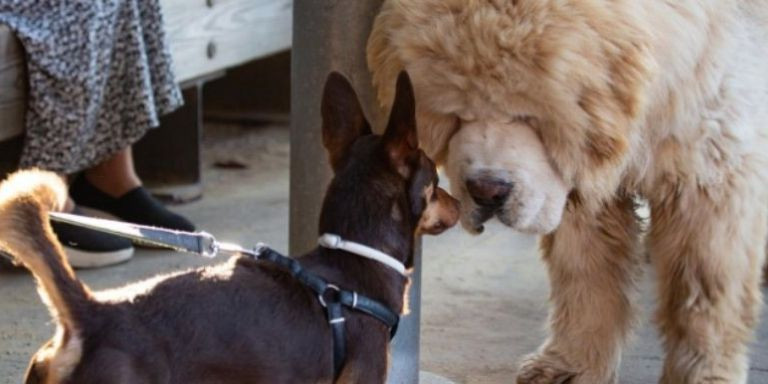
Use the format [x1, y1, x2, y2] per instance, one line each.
[382, 71, 418, 176]
[322, 72, 372, 172]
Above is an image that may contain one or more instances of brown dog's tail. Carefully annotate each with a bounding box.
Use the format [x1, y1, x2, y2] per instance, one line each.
[0, 169, 90, 328]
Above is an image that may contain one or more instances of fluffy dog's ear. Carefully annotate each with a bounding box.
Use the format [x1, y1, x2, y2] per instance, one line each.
[321, 72, 372, 172]
[416, 106, 459, 165]
[382, 71, 418, 176]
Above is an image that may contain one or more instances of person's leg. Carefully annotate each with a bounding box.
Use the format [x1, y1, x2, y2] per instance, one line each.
[83, 147, 141, 198]
[62, 193, 75, 213]
[70, 146, 194, 231]
[53, 147, 139, 212]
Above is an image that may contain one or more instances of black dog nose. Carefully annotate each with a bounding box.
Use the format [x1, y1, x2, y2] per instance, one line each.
[465, 177, 512, 208]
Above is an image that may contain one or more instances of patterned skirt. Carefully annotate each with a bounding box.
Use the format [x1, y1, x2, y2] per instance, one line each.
[0, 0, 183, 173]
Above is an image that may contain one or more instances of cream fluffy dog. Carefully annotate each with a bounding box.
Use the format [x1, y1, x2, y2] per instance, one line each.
[368, 1, 768, 383]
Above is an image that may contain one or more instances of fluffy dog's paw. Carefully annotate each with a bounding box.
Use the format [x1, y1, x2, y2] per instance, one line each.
[517, 352, 618, 384]
[516, 354, 576, 384]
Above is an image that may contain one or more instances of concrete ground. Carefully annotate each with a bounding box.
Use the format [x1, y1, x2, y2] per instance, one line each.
[1, 123, 767, 383]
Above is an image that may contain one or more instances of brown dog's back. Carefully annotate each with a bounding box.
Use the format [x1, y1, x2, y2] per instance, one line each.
[0, 170, 333, 383]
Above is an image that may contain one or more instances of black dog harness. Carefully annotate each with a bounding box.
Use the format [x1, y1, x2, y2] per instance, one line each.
[250, 245, 400, 378]
[46, 212, 402, 380]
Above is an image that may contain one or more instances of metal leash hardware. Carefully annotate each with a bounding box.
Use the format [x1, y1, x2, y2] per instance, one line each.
[48, 211, 262, 260]
[208, 240, 266, 259]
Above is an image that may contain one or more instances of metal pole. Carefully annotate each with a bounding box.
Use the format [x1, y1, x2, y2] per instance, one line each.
[291, 1, 421, 383]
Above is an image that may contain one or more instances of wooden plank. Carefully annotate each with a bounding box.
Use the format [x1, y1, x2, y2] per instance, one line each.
[162, 0, 293, 82]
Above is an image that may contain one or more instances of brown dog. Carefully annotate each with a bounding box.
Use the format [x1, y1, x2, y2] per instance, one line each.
[0, 71, 459, 384]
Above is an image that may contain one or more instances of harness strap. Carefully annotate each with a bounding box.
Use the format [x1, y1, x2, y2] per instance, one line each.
[326, 300, 346, 378]
[338, 290, 399, 338]
[254, 246, 401, 378]
[258, 247, 328, 293]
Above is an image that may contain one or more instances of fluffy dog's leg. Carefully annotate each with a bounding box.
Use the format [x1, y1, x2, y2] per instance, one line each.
[650, 180, 767, 384]
[0, 170, 90, 328]
[517, 196, 641, 384]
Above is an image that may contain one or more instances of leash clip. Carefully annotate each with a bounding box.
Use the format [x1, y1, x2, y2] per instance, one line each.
[199, 232, 219, 258]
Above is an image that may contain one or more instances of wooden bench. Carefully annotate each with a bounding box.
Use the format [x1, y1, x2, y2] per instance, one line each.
[0, 0, 292, 198]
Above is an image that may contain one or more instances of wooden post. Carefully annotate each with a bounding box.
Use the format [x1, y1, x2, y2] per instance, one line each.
[291, 2, 422, 382]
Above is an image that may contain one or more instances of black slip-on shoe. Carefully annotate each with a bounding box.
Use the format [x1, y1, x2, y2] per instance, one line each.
[70, 175, 195, 232]
[50, 207, 134, 268]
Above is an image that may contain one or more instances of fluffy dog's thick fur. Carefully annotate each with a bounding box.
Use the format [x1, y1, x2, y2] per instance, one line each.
[368, 1, 768, 383]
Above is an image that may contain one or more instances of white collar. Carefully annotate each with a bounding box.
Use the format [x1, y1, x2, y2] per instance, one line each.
[317, 233, 407, 276]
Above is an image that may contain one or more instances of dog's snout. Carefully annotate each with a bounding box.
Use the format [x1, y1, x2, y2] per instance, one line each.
[465, 177, 511, 208]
